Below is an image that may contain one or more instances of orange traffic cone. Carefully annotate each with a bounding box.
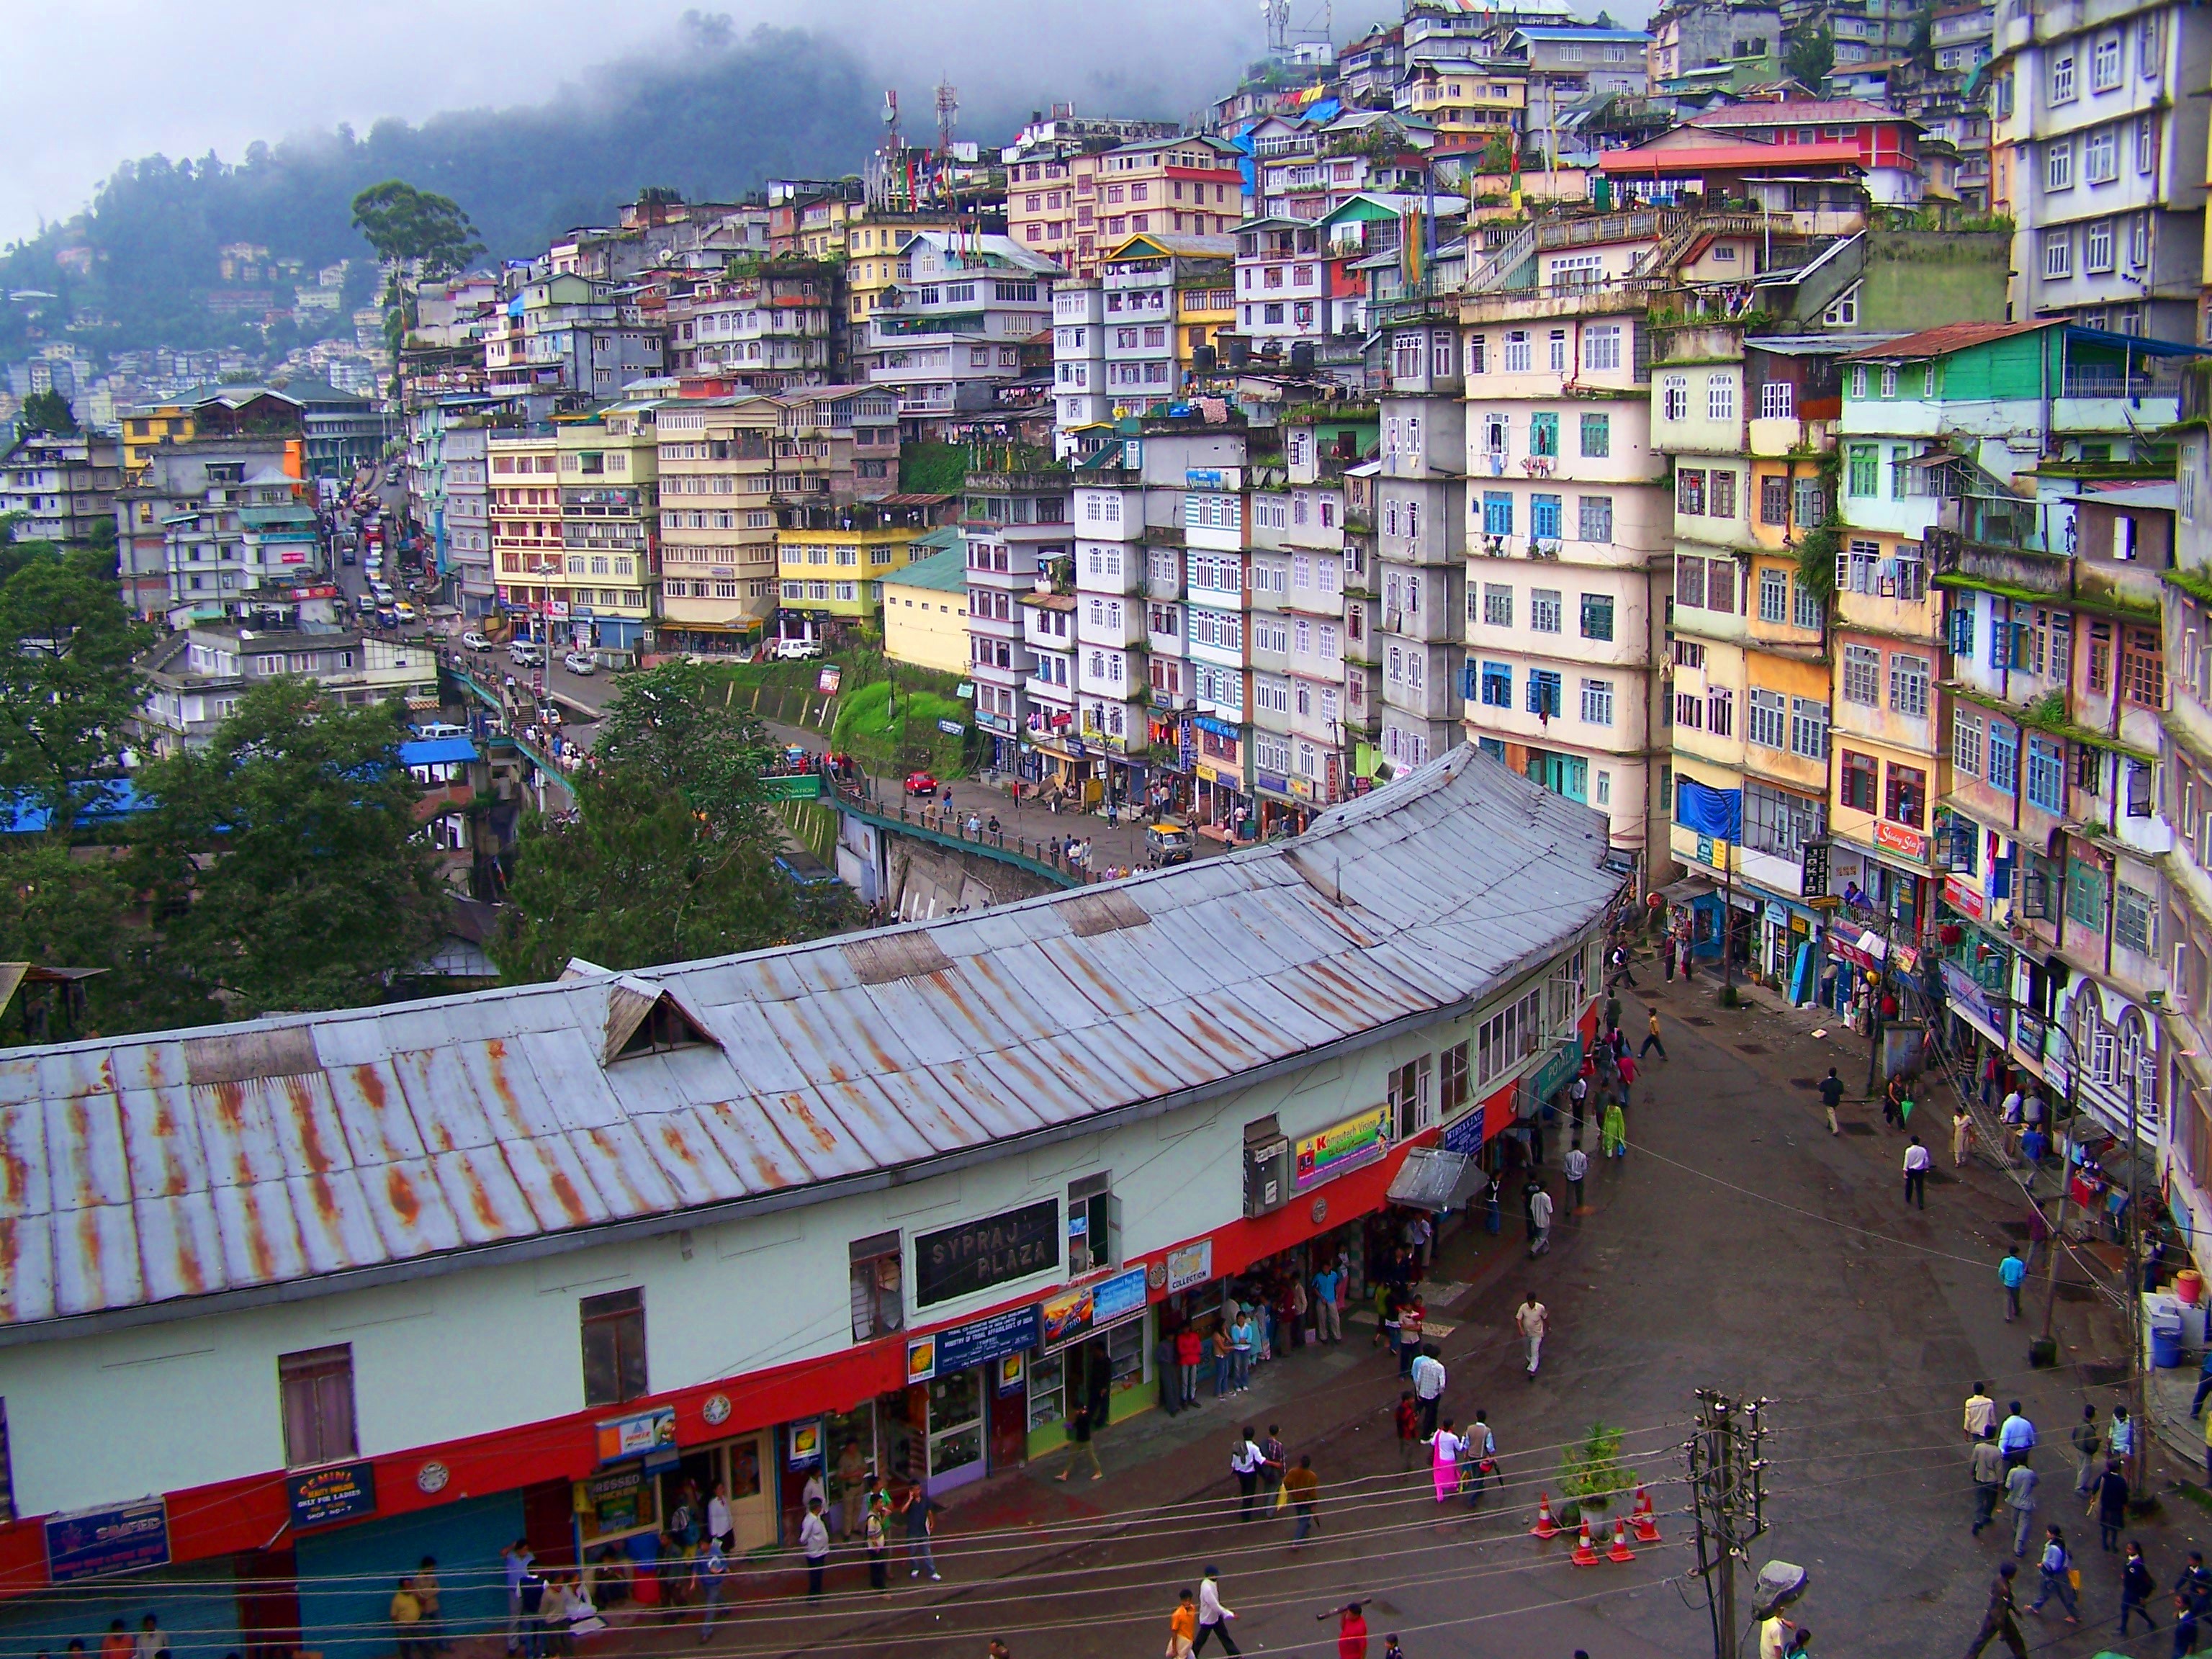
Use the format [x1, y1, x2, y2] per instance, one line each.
[1607, 1516, 1637, 1563]
[1570, 1515, 1600, 1566]
[1531, 1492, 1562, 1539]
[1631, 1485, 1662, 1544]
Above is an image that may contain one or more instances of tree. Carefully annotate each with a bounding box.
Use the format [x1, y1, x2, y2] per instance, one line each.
[349, 180, 487, 276]
[1559, 1421, 1635, 1517]
[0, 839, 215, 1043]
[132, 681, 445, 1016]
[0, 545, 152, 837]
[493, 664, 853, 981]
[1785, 28, 1835, 91]
[16, 389, 78, 436]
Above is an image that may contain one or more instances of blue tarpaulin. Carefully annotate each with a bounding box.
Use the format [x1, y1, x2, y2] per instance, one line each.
[1675, 778, 1742, 841]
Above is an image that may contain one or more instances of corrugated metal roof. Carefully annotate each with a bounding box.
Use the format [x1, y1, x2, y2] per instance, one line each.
[0, 747, 1619, 1334]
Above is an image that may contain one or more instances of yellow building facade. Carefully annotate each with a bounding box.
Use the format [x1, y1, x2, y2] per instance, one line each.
[880, 539, 971, 674]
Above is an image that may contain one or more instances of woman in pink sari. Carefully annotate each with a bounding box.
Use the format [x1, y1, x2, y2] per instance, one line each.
[1429, 1419, 1463, 1503]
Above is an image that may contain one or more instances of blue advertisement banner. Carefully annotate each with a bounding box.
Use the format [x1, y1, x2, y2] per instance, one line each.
[906, 1303, 1042, 1383]
[46, 1498, 170, 1583]
[287, 1462, 377, 1532]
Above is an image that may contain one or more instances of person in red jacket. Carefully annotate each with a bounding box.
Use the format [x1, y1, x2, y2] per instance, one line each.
[1174, 1324, 1204, 1409]
[1319, 1601, 1370, 1659]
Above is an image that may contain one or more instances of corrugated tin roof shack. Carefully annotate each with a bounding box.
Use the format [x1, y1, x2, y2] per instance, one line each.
[0, 747, 1618, 1657]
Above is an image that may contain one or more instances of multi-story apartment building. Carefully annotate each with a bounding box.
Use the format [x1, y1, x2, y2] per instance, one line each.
[839, 217, 962, 329]
[1182, 460, 1256, 830]
[683, 265, 837, 390]
[1270, 410, 1375, 821]
[112, 442, 320, 626]
[866, 235, 1058, 432]
[408, 398, 496, 618]
[0, 429, 120, 545]
[1500, 26, 1653, 153]
[551, 401, 660, 653]
[1989, 0, 2211, 341]
[1459, 279, 1671, 876]
[1233, 220, 1336, 350]
[500, 273, 665, 398]
[2161, 365, 2212, 1244]
[1648, 0, 1781, 83]
[1073, 135, 1249, 276]
[1002, 111, 1184, 273]
[135, 626, 439, 755]
[965, 466, 1074, 770]
[1258, 127, 1437, 222]
[775, 499, 943, 644]
[1932, 0, 1996, 75]
[1052, 280, 1110, 439]
[1101, 235, 1236, 407]
[488, 428, 564, 644]
[1376, 316, 1468, 778]
[778, 383, 901, 500]
[655, 395, 781, 648]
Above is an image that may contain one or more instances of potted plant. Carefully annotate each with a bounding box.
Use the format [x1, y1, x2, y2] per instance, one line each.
[1560, 1421, 1635, 1518]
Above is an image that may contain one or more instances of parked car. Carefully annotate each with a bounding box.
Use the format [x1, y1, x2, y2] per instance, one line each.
[341, 549, 355, 566]
[904, 770, 940, 797]
[1145, 821, 1196, 867]
[508, 642, 547, 666]
[562, 650, 597, 675]
[459, 630, 493, 652]
[392, 601, 417, 624]
[410, 721, 468, 740]
[773, 636, 824, 661]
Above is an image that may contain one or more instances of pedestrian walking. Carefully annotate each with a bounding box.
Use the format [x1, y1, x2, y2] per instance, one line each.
[1663, 935, 1678, 980]
[800, 1497, 830, 1597]
[1409, 1345, 1447, 1439]
[2178, 1554, 2212, 1656]
[1640, 1010, 1667, 1060]
[1231, 1429, 1264, 1521]
[696, 1544, 730, 1637]
[1999, 1403, 2036, 1468]
[2026, 1525, 2079, 1624]
[1964, 1382, 1996, 1439]
[1395, 1297, 1426, 1376]
[415, 1557, 450, 1653]
[1465, 1411, 1497, 1507]
[1903, 1136, 1931, 1208]
[1819, 1067, 1843, 1136]
[1167, 1591, 1200, 1659]
[1177, 1323, 1204, 1406]
[1056, 1399, 1103, 1481]
[1194, 1567, 1241, 1656]
[1259, 1426, 1287, 1507]
[1321, 1602, 1370, 1659]
[2003, 1460, 2038, 1557]
[1998, 1248, 2028, 1322]
[863, 1503, 889, 1593]
[1606, 943, 1637, 989]
[1564, 1141, 1588, 1213]
[1516, 1291, 1549, 1377]
[503, 1540, 534, 1654]
[1284, 1456, 1321, 1545]
[391, 1578, 426, 1659]
[1428, 1419, 1463, 1503]
[1601, 1097, 1627, 1160]
[1969, 1429, 2003, 1534]
[2120, 1541, 2157, 1637]
[1527, 1183, 1554, 1257]
[1953, 1107, 1975, 1167]
[901, 1481, 941, 1580]
[2110, 1406, 2136, 1471]
[1395, 1392, 1420, 1467]
[1313, 1261, 1343, 1344]
[2071, 1406, 2101, 1496]
[1964, 1562, 2028, 1659]
[2098, 1463, 2129, 1553]
[706, 1480, 732, 1552]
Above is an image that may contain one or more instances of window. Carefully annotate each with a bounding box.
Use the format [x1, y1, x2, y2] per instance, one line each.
[1483, 583, 1513, 628]
[1585, 325, 1622, 371]
[1529, 412, 1559, 458]
[1466, 333, 1488, 375]
[1550, 331, 1569, 373]
[1848, 444, 1879, 496]
[1067, 1174, 1117, 1275]
[2092, 32, 2121, 89]
[2085, 221, 2115, 273]
[1441, 1041, 1471, 1117]
[1678, 468, 1707, 515]
[2026, 734, 2066, 813]
[2085, 126, 2118, 184]
[1953, 709, 1984, 777]
[2116, 883, 2157, 953]
[1792, 577, 1822, 633]
[581, 1287, 649, 1406]
[1759, 381, 1794, 420]
[1662, 376, 1689, 421]
[1527, 669, 1563, 717]
[1579, 495, 1614, 541]
[850, 1231, 904, 1341]
[2137, 116, 2158, 175]
[2044, 230, 2072, 279]
[1789, 697, 1829, 760]
[1748, 688, 1786, 748]
[1842, 750, 1879, 811]
[2066, 857, 2107, 930]
[1889, 652, 1930, 717]
[2046, 138, 2074, 192]
[1990, 722, 2019, 794]
[1794, 476, 1826, 530]
[2052, 50, 2076, 102]
[1580, 413, 1610, 457]
[1532, 494, 1563, 540]
[279, 1346, 358, 1469]
[1483, 492, 1514, 536]
[2121, 627, 2164, 706]
[1707, 686, 1734, 737]
[1884, 761, 1926, 828]
[1755, 568, 1786, 624]
[1743, 781, 1827, 861]
[1711, 470, 1737, 520]
[1581, 593, 1614, 640]
[1503, 330, 1533, 372]
[1707, 377, 1736, 422]
[1532, 588, 1562, 633]
[1675, 690, 1703, 729]
[1842, 644, 1881, 705]
[1759, 475, 1790, 528]
[2140, 14, 2161, 74]
[1581, 678, 1615, 725]
[1480, 660, 1513, 706]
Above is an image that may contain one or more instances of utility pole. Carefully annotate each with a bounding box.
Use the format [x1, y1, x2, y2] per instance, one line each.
[1687, 1390, 1771, 1659]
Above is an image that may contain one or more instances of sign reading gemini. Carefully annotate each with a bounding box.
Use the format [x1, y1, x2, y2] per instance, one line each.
[914, 1200, 1060, 1307]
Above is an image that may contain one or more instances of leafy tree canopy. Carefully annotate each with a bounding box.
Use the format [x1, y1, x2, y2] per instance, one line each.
[349, 180, 486, 276]
[0, 544, 152, 835]
[16, 389, 78, 436]
[1785, 27, 1835, 91]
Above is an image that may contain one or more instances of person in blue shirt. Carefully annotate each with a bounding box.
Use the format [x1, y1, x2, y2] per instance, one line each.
[1999, 1403, 2037, 1469]
[1998, 1248, 2028, 1323]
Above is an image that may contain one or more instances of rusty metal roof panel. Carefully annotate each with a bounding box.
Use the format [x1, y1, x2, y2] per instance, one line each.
[1, 747, 1622, 1330]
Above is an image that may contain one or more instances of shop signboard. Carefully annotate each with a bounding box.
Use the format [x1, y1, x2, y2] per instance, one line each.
[595, 1405, 676, 1465]
[1256, 770, 1289, 794]
[787, 1421, 822, 1468]
[1941, 958, 2003, 1040]
[1040, 1266, 1149, 1352]
[1872, 819, 1928, 860]
[1295, 1105, 1390, 1193]
[287, 1461, 377, 1531]
[1440, 1110, 1486, 1157]
[937, 719, 966, 736]
[1941, 873, 1987, 922]
[914, 1201, 1061, 1308]
[577, 1465, 652, 1539]
[1164, 1238, 1213, 1292]
[45, 1498, 170, 1583]
[817, 666, 843, 696]
[904, 1303, 1043, 1384]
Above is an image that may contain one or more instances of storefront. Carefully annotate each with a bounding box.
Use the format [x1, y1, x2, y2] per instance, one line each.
[897, 1303, 1046, 1497]
[1030, 1266, 1151, 1455]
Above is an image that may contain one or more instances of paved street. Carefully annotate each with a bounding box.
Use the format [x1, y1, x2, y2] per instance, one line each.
[488, 950, 2174, 1659]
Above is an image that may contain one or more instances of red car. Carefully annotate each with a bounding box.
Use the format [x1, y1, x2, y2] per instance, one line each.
[904, 770, 940, 797]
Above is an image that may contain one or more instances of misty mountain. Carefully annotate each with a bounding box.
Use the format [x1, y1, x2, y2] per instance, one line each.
[0, 19, 887, 359]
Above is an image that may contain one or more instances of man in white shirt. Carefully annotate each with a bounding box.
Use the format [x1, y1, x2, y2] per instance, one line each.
[1195, 1565, 1241, 1655]
[1563, 1141, 1589, 1215]
[1230, 1430, 1265, 1522]
[1527, 1184, 1555, 1257]
[1904, 1135, 1933, 1209]
[1516, 1292, 1549, 1377]
[799, 1498, 832, 1599]
[1409, 1346, 1447, 1438]
[706, 1480, 732, 1552]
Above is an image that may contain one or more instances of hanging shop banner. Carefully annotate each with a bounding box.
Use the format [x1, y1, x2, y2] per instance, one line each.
[45, 1498, 170, 1583]
[1294, 1105, 1391, 1193]
[1040, 1266, 1151, 1353]
[287, 1461, 378, 1531]
[787, 1421, 823, 1469]
[595, 1406, 676, 1465]
[905, 1302, 1043, 1385]
[914, 1200, 1061, 1308]
[1164, 1238, 1213, 1293]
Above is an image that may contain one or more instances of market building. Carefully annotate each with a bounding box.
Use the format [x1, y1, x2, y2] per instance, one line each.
[0, 748, 1619, 1659]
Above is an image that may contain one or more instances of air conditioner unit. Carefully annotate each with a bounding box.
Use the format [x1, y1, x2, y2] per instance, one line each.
[1244, 1133, 1292, 1218]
